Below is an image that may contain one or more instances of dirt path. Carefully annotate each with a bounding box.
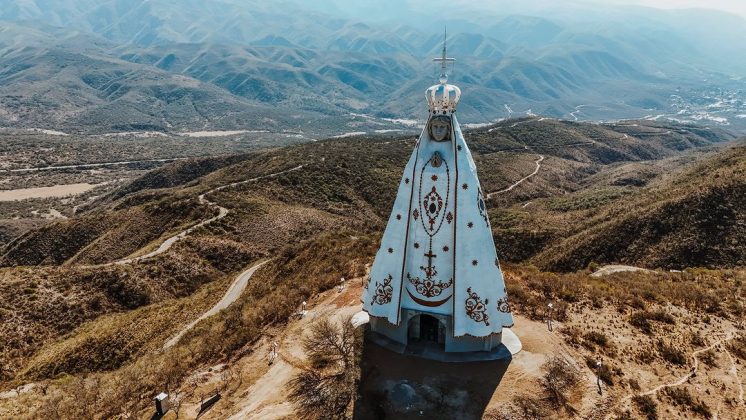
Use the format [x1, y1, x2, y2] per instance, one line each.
[0, 384, 34, 400]
[83, 165, 305, 268]
[724, 348, 745, 405]
[590, 265, 652, 277]
[222, 283, 363, 419]
[486, 154, 544, 198]
[5, 158, 187, 173]
[226, 360, 295, 420]
[163, 260, 269, 350]
[639, 334, 731, 397]
[606, 332, 739, 419]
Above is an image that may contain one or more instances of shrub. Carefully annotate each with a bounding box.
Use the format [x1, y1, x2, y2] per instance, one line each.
[288, 315, 362, 419]
[583, 331, 609, 347]
[629, 310, 675, 335]
[690, 333, 706, 347]
[512, 394, 549, 419]
[629, 296, 647, 310]
[628, 379, 641, 391]
[633, 394, 658, 420]
[699, 349, 718, 367]
[629, 313, 653, 334]
[728, 335, 746, 360]
[665, 387, 694, 407]
[541, 356, 581, 410]
[692, 401, 712, 418]
[658, 340, 687, 366]
[665, 388, 711, 418]
[562, 326, 582, 346]
[636, 347, 656, 364]
[647, 310, 675, 324]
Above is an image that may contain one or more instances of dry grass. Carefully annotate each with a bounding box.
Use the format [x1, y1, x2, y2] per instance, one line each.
[505, 265, 745, 323]
[0, 230, 374, 418]
[0, 235, 259, 382]
[0, 124, 741, 418]
[1, 194, 214, 266]
[530, 144, 746, 271]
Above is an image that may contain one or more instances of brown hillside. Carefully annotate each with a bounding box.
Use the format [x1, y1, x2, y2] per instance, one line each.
[533, 144, 746, 271]
[0, 119, 739, 386]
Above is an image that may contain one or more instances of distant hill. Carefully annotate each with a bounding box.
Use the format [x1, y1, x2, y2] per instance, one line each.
[1, 1, 745, 133]
[0, 41, 330, 134]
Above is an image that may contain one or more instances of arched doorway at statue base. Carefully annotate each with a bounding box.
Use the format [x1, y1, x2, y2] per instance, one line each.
[407, 313, 446, 352]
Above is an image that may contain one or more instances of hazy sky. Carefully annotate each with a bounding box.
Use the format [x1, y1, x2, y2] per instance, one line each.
[447, 0, 746, 21]
[605, 0, 746, 16]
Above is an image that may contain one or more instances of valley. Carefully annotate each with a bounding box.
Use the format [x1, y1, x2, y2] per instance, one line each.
[0, 128, 319, 248]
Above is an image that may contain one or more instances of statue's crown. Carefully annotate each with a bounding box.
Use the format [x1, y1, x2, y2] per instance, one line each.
[427, 29, 460, 114]
[426, 81, 461, 114]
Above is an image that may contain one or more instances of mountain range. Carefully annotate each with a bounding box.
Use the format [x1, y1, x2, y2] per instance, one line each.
[1, 0, 745, 135]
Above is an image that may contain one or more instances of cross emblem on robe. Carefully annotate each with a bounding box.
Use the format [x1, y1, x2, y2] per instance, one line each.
[423, 249, 437, 279]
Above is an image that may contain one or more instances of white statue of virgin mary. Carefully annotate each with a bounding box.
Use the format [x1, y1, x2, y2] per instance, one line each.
[362, 47, 514, 354]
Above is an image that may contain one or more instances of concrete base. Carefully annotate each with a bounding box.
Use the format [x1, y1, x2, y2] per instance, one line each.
[354, 310, 522, 362]
[367, 330, 513, 362]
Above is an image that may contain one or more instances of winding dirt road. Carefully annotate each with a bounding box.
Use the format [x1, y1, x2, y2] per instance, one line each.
[163, 260, 269, 350]
[86, 164, 305, 268]
[605, 332, 742, 419]
[2, 164, 306, 398]
[5, 158, 188, 173]
[486, 154, 544, 198]
[94, 164, 300, 348]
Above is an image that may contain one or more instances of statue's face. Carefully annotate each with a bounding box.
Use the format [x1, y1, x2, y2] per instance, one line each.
[430, 118, 451, 141]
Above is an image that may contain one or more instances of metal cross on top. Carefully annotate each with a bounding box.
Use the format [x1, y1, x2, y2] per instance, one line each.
[433, 28, 455, 84]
